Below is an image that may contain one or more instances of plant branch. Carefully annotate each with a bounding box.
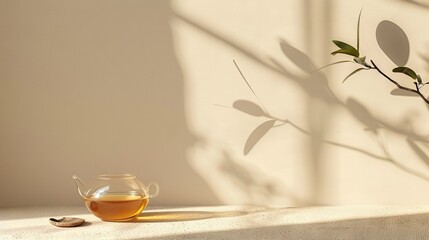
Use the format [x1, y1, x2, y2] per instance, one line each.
[370, 60, 429, 105]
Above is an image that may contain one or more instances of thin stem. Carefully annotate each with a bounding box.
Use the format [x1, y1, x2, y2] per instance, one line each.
[370, 60, 429, 105]
[233, 60, 269, 114]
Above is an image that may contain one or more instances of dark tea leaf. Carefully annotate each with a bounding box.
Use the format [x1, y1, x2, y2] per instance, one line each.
[392, 66, 417, 79]
[332, 40, 359, 57]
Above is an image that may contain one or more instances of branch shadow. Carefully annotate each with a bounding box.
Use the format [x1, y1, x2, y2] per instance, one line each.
[232, 39, 336, 154]
[274, 40, 336, 103]
[260, 28, 429, 183]
[346, 98, 381, 133]
[174, 13, 337, 105]
[407, 137, 429, 168]
[269, 39, 429, 181]
[174, 12, 429, 194]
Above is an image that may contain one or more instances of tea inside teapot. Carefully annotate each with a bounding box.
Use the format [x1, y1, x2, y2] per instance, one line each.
[84, 194, 149, 221]
[73, 174, 159, 221]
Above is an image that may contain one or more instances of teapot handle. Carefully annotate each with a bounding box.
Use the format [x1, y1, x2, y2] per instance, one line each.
[145, 182, 159, 198]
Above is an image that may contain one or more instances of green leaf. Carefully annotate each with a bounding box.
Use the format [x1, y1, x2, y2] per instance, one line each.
[312, 60, 353, 73]
[342, 68, 367, 83]
[417, 75, 422, 84]
[392, 66, 417, 79]
[332, 40, 359, 57]
[331, 49, 360, 57]
[357, 9, 363, 52]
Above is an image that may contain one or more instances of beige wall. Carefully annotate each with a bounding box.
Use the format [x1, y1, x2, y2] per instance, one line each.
[1, 0, 429, 206]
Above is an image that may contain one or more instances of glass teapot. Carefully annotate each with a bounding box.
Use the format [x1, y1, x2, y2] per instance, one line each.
[72, 174, 159, 221]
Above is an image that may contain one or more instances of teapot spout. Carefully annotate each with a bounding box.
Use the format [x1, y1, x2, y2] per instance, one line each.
[72, 175, 90, 198]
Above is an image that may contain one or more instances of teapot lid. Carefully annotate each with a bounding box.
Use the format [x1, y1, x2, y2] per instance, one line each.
[97, 174, 136, 180]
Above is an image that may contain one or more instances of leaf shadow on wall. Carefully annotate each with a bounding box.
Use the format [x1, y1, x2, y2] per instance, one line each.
[377, 20, 429, 103]
[376, 20, 410, 67]
[174, 13, 429, 204]
[274, 40, 429, 182]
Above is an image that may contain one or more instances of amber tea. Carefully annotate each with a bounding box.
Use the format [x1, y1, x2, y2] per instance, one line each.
[73, 174, 159, 221]
[84, 194, 149, 221]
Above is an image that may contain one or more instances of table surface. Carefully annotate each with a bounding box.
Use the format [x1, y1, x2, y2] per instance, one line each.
[2, 205, 429, 239]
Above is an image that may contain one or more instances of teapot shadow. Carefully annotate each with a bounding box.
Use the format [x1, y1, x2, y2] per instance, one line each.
[128, 209, 248, 223]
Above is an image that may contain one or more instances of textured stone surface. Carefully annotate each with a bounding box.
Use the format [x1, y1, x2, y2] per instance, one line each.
[2, 206, 429, 239]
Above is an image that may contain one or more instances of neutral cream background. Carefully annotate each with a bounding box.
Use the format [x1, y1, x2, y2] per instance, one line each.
[1, 0, 429, 206]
